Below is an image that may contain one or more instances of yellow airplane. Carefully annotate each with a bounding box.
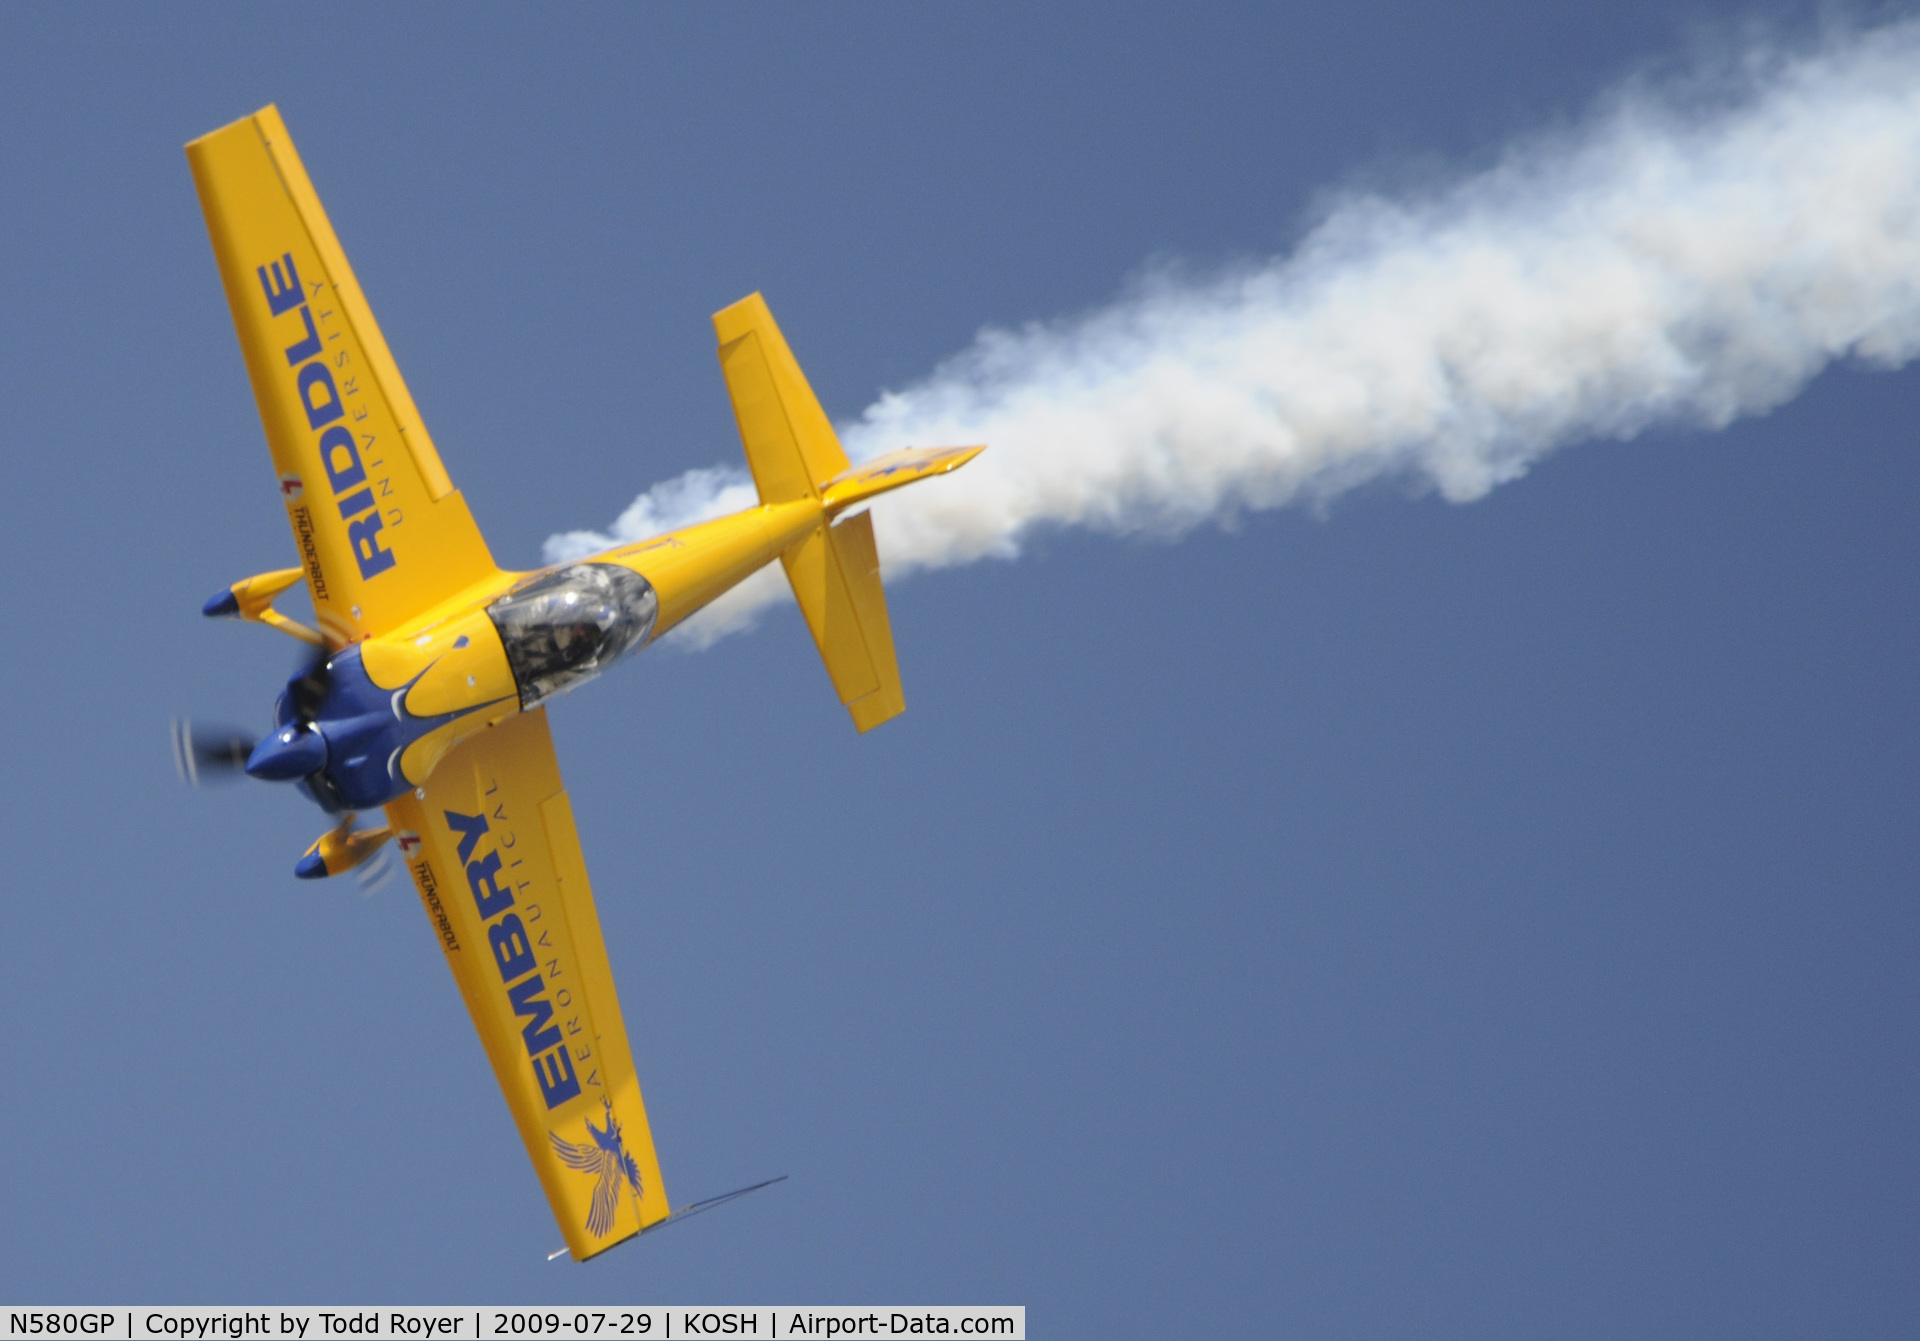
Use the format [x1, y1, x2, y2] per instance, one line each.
[180, 106, 981, 1261]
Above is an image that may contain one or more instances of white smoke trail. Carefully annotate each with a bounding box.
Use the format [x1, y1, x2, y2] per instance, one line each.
[549, 21, 1920, 645]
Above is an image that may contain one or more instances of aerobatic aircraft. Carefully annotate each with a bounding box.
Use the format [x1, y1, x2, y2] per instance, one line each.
[177, 106, 981, 1261]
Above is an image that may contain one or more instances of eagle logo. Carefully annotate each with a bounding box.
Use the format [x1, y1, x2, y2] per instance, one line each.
[549, 1098, 643, 1238]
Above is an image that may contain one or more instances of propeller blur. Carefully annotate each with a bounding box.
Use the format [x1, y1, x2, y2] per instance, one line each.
[169, 718, 256, 787]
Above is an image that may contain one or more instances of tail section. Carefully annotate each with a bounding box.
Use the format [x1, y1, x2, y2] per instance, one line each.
[712, 294, 981, 732]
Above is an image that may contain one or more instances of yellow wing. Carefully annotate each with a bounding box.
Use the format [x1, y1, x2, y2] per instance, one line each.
[383, 709, 670, 1260]
[186, 106, 497, 645]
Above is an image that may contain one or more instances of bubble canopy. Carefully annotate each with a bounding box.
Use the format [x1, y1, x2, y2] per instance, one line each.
[487, 562, 659, 709]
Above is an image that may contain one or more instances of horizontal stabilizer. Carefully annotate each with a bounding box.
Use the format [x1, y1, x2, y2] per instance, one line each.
[821, 445, 985, 516]
[714, 293, 849, 505]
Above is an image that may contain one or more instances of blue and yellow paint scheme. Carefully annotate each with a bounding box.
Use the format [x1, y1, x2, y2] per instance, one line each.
[186, 106, 981, 1260]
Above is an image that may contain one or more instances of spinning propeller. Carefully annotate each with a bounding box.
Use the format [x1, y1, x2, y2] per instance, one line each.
[171, 642, 335, 783]
[173, 640, 393, 884]
[169, 718, 256, 786]
[245, 642, 335, 781]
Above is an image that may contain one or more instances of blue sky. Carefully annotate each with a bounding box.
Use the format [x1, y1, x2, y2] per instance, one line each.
[2, 4, 1916, 1334]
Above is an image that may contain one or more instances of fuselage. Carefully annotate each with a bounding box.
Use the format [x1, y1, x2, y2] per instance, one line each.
[253, 497, 825, 812]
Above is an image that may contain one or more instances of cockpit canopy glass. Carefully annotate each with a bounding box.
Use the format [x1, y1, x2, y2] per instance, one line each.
[487, 563, 658, 709]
